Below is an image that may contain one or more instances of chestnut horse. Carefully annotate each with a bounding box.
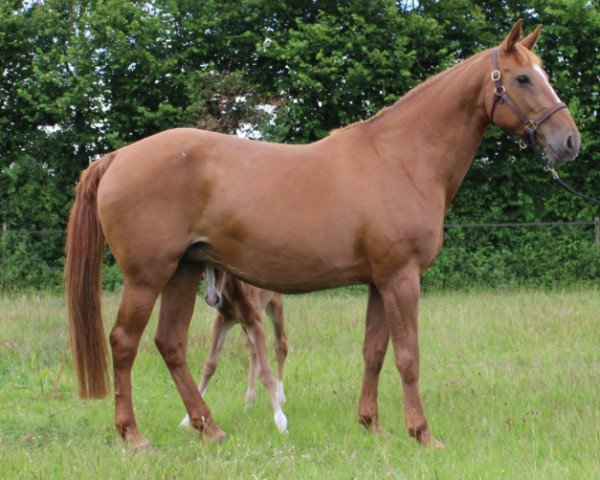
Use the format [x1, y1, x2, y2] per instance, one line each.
[180, 268, 288, 432]
[65, 21, 580, 449]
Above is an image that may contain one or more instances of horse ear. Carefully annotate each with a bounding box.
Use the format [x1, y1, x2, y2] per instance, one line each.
[521, 24, 543, 50]
[501, 19, 523, 52]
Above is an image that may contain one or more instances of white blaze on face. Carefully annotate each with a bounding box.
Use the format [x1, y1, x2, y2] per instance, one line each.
[533, 65, 561, 103]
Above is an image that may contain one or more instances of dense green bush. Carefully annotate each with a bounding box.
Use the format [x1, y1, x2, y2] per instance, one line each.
[422, 224, 600, 290]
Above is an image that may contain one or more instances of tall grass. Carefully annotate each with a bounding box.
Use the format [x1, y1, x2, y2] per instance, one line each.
[1, 288, 599, 479]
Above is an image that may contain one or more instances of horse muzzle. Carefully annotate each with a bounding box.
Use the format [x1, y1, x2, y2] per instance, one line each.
[544, 128, 581, 165]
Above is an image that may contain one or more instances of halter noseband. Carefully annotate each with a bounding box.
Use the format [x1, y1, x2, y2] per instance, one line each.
[489, 48, 567, 152]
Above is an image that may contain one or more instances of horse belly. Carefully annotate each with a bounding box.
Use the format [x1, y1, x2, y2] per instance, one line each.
[189, 212, 369, 293]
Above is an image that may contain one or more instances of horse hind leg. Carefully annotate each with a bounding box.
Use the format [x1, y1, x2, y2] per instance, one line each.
[154, 260, 225, 441]
[110, 280, 164, 449]
[180, 313, 234, 427]
[358, 285, 390, 433]
[265, 294, 288, 404]
[243, 313, 288, 433]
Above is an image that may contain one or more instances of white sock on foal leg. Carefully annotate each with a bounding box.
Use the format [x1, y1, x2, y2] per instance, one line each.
[276, 380, 286, 404]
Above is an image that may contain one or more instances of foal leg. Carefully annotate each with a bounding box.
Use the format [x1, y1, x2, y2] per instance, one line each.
[154, 261, 225, 441]
[197, 314, 234, 397]
[378, 269, 443, 448]
[265, 295, 288, 404]
[244, 331, 259, 405]
[358, 285, 390, 433]
[180, 314, 234, 427]
[243, 314, 288, 433]
[110, 281, 162, 449]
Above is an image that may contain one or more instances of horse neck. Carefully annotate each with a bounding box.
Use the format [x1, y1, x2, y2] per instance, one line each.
[364, 51, 492, 209]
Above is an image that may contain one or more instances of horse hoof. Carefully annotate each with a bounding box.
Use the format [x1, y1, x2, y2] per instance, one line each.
[205, 430, 227, 443]
[417, 430, 444, 449]
[203, 423, 227, 442]
[133, 440, 155, 453]
[423, 436, 444, 449]
[359, 415, 383, 433]
[124, 430, 153, 451]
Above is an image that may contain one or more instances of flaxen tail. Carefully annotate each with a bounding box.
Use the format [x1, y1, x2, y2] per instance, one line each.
[64, 153, 115, 398]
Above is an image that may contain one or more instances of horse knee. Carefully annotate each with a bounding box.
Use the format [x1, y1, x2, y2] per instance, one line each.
[202, 359, 217, 377]
[154, 335, 186, 368]
[109, 326, 137, 365]
[276, 338, 288, 361]
[258, 366, 275, 387]
[363, 347, 386, 374]
[394, 351, 418, 385]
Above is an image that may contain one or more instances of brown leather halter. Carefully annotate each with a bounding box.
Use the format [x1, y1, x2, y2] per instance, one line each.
[490, 47, 567, 149]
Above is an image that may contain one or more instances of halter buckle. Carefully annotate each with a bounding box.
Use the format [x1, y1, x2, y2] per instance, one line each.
[525, 119, 538, 131]
[543, 166, 560, 180]
[518, 138, 529, 149]
[491, 70, 501, 82]
[494, 85, 505, 96]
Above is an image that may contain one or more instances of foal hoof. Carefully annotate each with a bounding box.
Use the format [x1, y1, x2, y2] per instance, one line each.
[274, 409, 288, 433]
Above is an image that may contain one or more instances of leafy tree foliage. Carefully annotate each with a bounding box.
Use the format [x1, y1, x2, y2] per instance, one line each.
[1, 0, 598, 290]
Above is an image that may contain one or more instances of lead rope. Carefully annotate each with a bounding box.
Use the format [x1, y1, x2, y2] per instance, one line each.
[525, 129, 600, 206]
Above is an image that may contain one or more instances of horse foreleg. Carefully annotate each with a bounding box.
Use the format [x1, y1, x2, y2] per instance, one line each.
[265, 295, 288, 404]
[378, 269, 443, 448]
[244, 316, 288, 433]
[358, 285, 390, 433]
[110, 282, 161, 449]
[180, 314, 233, 427]
[155, 261, 226, 441]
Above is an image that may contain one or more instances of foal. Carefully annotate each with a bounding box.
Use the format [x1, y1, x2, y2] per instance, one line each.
[180, 267, 288, 432]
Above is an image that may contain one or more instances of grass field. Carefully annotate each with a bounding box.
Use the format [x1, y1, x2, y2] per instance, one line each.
[1, 287, 599, 479]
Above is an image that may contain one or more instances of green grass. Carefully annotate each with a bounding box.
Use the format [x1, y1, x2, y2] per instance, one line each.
[1, 288, 599, 479]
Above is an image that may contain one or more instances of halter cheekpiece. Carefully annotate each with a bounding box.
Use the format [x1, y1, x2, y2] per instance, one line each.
[489, 47, 567, 149]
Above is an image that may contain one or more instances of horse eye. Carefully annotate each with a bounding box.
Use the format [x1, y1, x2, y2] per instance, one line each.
[516, 74, 531, 85]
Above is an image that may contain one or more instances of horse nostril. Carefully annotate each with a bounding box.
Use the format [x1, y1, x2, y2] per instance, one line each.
[566, 135, 574, 152]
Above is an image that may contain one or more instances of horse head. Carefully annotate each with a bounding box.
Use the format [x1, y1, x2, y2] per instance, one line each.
[487, 20, 580, 166]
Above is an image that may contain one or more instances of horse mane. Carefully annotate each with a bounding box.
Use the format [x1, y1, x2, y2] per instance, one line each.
[331, 44, 541, 136]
